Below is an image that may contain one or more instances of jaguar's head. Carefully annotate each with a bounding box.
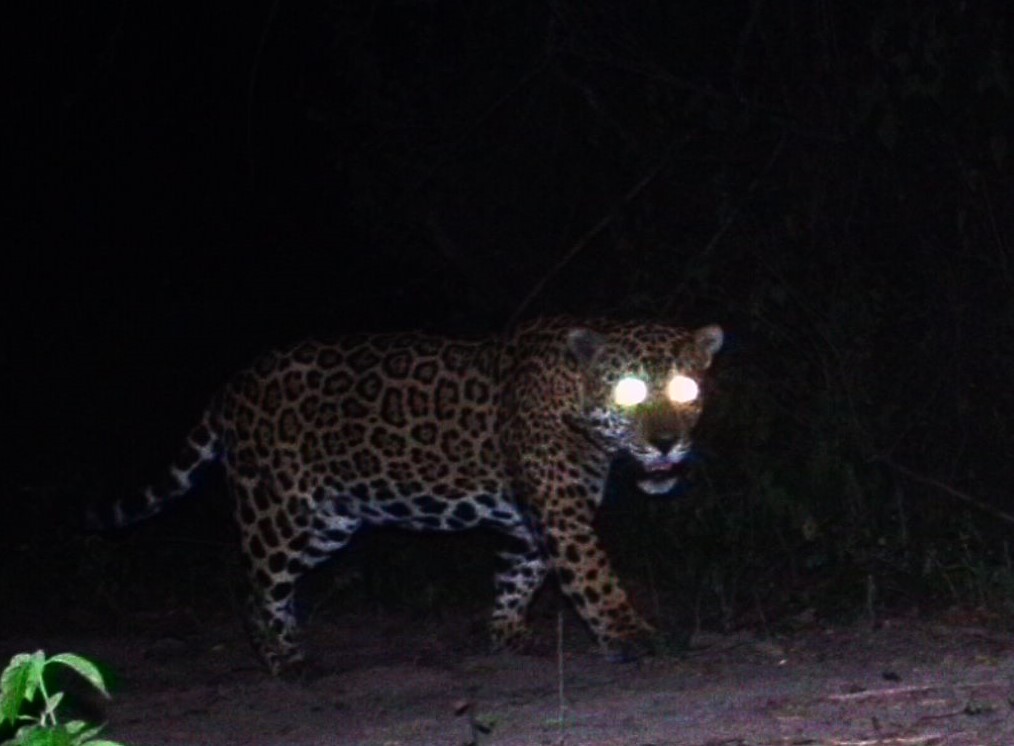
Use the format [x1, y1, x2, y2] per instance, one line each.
[568, 322, 723, 495]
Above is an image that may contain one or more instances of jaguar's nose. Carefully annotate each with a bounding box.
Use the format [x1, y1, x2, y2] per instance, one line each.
[650, 436, 678, 455]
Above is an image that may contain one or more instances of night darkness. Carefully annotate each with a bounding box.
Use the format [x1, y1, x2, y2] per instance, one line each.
[6, 0, 1014, 705]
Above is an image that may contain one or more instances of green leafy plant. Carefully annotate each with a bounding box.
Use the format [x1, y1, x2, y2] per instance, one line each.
[0, 651, 122, 746]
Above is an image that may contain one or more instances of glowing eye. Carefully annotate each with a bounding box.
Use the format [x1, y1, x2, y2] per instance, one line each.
[666, 374, 699, 404]
[613, 376, 648, 407]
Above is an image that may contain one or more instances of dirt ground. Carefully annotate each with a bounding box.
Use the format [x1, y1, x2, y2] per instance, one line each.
[6, 612, 1014, 746]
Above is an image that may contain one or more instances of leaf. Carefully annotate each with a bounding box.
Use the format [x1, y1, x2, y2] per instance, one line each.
[63, 721, 105, 746]
[45, 658, 108, 700]
[9, 723, 73, 746]
[62, 722, 88, 736]
[1, 652, 46, 727]
[40, 692, 64, 724]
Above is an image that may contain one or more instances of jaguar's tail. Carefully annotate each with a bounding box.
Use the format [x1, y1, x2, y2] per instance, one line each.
[86, 409, 222, 530]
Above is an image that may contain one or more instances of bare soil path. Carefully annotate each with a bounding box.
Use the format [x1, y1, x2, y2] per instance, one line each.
[5, 615, 1014, 745]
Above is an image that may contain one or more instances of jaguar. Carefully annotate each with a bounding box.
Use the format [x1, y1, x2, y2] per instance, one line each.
[97, 317, 723, 674]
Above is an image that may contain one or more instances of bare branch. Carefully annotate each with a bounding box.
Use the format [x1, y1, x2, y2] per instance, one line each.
[877, 457, 1014, 528]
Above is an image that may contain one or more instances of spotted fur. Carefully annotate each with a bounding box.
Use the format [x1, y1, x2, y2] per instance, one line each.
[100, 317, 723, 674]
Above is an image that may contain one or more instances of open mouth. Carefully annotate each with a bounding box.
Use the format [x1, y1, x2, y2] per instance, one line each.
[635, 459, 685, 495]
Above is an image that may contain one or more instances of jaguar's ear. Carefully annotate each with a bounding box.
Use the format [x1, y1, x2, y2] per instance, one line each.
[692, 324, 724, 368]
[567, 328, 606, 368]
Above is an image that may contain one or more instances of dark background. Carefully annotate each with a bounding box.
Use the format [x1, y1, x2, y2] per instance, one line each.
[6, 1, 1014, 634]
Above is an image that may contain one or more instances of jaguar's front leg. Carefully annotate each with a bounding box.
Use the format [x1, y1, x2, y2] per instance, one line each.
[542, 508, 655, 657]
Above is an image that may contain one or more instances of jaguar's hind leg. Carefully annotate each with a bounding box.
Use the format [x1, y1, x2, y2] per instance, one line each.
[490, 521, 550, 651]
[235, 478, 361, 675]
